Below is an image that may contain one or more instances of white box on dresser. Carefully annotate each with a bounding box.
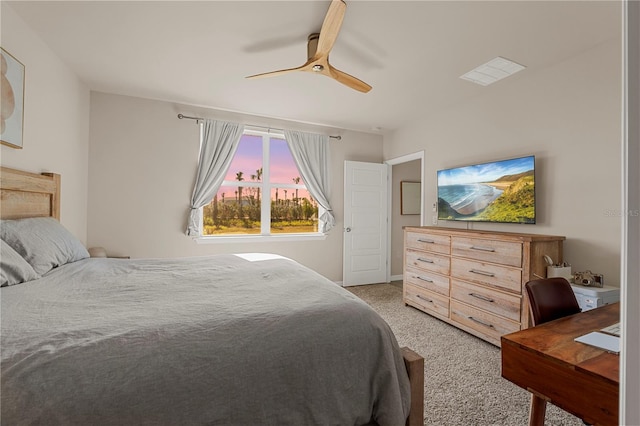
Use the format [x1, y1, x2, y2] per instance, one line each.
[403, 226, 565, 346]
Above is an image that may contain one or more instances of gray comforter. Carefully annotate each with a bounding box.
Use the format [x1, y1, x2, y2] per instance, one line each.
[1, 254, 410, 425]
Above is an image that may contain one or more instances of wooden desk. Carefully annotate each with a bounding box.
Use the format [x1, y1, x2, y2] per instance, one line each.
[501, 303, 620, 426]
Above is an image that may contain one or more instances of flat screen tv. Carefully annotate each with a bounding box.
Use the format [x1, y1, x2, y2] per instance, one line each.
[437, 155, 535, 224]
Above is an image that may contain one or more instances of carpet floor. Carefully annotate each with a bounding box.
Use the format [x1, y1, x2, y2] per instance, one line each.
[346, 282, 584, 426]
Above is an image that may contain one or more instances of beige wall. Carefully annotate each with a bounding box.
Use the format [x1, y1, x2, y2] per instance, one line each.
[0, 4, 90, 242]
[384, 38, 623, 286]
[391, 160, 421, 277]
[87, 92, 383, 281]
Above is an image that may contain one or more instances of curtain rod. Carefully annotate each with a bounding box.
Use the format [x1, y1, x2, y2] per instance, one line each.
[177, 114, 342, 140]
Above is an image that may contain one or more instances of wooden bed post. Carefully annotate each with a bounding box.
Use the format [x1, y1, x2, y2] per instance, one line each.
[42, 172, 61, 220]
[401, 346, 424, 426]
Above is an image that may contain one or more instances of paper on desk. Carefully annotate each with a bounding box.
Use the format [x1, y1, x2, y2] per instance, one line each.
[574, 332, 620, 354]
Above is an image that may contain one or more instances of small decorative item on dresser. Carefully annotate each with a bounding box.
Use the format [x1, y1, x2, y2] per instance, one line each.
[546, 262, 572, 281]
[573, 270, 604, 287]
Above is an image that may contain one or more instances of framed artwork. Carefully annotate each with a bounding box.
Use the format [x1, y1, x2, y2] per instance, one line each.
[1, 48, 25, 149]
[400, 181, 421, 215]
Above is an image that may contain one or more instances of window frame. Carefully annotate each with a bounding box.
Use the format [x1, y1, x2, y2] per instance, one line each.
[196, 128, 327, 242]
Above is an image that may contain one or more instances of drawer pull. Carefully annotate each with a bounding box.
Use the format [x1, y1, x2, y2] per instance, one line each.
[470, 245, 496, 252]
[418, 238, 435, 244]
[417, 276, 434, 283]
[416, 294, 434, 303]
[417, 257, 434, 264]
[468, 316, 494, 328]
[469, 269, 495, 277]
[469, 292, 495, 303]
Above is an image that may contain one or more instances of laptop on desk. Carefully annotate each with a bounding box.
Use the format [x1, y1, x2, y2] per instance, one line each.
[574, 322, 621, 353]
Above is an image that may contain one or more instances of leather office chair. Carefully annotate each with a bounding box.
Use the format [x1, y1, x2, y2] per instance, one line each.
[523, 277, 583, 426]
[525, 277, 582, 326]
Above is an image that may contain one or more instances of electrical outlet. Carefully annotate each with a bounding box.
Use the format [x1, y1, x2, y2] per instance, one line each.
[432, 215, 438, 225]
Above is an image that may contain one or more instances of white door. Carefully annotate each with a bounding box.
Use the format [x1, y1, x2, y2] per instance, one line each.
[343, 161, 388, 286]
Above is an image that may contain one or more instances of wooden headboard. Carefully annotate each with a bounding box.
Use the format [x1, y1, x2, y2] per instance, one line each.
[0, 166, 61, 220]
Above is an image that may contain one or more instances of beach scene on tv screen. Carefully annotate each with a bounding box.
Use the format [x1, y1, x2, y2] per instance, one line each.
[437, 156, 535, 224]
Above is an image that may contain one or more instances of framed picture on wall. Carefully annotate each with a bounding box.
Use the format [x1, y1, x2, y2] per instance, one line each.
[1, 47, 25, 149]
[400, 181, 421, 215]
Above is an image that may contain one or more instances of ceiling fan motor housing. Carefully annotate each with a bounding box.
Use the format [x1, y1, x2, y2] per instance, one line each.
[307, 33, 320, 60]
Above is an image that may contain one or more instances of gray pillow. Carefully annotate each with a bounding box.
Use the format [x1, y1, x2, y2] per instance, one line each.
[0, 217, 90, 276]
[1, 239, 40, 287]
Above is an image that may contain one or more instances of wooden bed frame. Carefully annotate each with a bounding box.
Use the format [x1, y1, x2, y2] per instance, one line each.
[0, 167, 60, 220]
[0, 166, 425, 426]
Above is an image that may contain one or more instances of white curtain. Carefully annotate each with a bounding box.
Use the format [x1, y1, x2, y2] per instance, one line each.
[283, 130, 335, 233]
[186, 119, 244, 236]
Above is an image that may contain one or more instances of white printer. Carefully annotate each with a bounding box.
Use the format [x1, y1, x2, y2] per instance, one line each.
[570, 283, 620, 311]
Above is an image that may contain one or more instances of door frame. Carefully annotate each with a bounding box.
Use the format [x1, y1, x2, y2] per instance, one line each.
[384, 151, 425, 283]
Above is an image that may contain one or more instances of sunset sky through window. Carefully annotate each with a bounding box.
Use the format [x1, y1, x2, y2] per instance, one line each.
[225, 135, 300, 183]
[220, 134, 309, 201]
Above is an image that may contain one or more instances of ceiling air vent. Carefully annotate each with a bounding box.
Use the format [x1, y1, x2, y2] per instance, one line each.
[460, 56, 526, 86]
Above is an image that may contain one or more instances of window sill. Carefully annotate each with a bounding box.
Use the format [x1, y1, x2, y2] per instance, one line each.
[194, 233, 327, 244]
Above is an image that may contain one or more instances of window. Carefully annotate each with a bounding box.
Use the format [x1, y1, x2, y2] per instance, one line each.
[201, 130, 321, 236]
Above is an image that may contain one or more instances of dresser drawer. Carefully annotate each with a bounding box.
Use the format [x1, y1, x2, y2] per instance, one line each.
[405, 231, 450, 255]
[405, 266, 450, 296]
[404, 283, 450, 319]
[405, 249, 450, 276]
[451, 258, 522, 294]
[450, 300, 520, 344]
[450, 279, 521, 321]
[452, 236, 522, 267]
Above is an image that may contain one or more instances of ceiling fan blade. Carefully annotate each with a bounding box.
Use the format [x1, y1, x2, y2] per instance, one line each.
[329, 65, 372, 93]
[314, 0, 346, 58]
[246, 65, 305, 80]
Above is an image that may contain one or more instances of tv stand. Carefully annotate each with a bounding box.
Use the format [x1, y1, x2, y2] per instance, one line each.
[403, 226, 565, 346]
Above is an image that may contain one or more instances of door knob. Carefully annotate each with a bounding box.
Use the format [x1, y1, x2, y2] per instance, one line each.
[345, 227, 352, 232]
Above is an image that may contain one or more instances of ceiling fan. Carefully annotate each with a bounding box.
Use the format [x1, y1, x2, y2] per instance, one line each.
[246, 0, 372, 93]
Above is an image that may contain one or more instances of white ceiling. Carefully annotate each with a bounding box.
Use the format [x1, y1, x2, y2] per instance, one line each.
[7, 1, 621, 134]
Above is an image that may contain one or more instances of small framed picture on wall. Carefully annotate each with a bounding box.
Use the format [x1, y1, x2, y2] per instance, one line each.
[1, 47, 25, 149]
[401, 181, 421, 215]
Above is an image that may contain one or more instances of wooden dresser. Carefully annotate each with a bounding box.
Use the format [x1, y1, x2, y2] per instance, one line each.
[403, 226, 565, 346]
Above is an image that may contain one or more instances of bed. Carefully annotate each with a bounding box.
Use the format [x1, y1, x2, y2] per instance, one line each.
[0, 166, 424, 426]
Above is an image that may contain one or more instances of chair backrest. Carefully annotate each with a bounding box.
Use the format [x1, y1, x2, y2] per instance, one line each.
[525, 277, 582, 326]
